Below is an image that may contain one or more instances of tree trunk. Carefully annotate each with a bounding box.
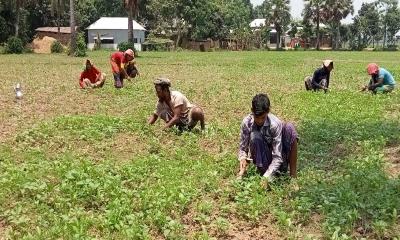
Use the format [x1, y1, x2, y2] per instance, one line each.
[57, 9, 61, 37]
[128, 5, 134, 44]
[69, 0, 76, 55]
[316, 6, 320, 50]
[276, 31, 280, 50]
[15, 7, 20, 37]
[336, 23, 340, 50]
[383, 23, 387, 48]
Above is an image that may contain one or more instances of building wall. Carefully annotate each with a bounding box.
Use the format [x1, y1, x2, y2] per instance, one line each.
[36, 32, 71, 45]
[87, 29, 145, 51]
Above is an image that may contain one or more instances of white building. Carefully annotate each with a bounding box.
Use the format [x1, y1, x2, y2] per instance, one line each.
[86, 17, 146, 51]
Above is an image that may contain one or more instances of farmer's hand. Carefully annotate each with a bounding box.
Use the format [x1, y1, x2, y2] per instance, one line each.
[237, 159, 248, 179]
[260, 177, 269, 189]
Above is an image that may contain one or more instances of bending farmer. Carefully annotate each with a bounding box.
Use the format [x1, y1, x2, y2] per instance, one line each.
[237, 93, 298, 182]
[361, 63, 396, 94]
[304, 60, 334, 93]
[148, 78, 205, 131]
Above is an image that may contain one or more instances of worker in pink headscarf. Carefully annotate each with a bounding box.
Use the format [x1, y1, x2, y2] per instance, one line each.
[361, 63, 396, 94]
[110, 49, 135, 88]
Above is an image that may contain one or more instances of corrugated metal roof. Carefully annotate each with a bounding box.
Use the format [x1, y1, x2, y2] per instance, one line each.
[86, 17, 146, 31]
[36, 27, 77, 33]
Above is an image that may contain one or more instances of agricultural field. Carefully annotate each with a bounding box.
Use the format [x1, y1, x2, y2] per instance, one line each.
[0, 50, 399, 239]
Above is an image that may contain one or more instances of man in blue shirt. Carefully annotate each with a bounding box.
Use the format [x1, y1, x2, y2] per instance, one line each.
[362, 63, 396, 94]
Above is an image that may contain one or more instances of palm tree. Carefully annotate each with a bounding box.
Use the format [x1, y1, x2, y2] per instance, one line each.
[50, 0, 76, 54]
[265, 0, 291, 49]
[303, 0, 328, 50]
[124, 0, 139, 44]
[325, 0, 353, 49]
[69, 0, 76, 55]
[50, 0, 65, 36]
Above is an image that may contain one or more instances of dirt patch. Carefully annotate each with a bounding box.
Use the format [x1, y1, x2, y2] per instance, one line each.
[300, 214, 324, 239]
[0, 220, 9, 240]
[31, 36, 58, 54]
[330, 143, 350, 159]
[199, 138, 222, 155]
[223, 215, 281, 240]
[182, 200, 280, 240]
[109, 132, 149, 161]
[384, 144, 400, 178]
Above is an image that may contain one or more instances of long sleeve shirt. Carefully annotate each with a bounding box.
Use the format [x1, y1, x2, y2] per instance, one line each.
[312, 67, 330, 88]
[238, 113, 283, 178]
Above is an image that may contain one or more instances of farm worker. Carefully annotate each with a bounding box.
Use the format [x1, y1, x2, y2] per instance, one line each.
[110, 49, 135, 88]
[237, 93, 298, 184]
[361, 63, 396, 94]
[79, 59, 106, 89]
[304, 60, 334, 93]
[148, 77, 205, 131]
[124, 59, 140, 79]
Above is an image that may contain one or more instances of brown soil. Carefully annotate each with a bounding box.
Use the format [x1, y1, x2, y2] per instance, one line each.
[384, 144, 400, 178]
[300, 214, 324, 239]
[0, 220, 8, 240]
[109, 132, 149, 161]
[182, 200, 281, 240]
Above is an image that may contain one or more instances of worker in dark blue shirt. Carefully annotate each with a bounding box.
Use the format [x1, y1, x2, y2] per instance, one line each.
[304, 60, 334, 93]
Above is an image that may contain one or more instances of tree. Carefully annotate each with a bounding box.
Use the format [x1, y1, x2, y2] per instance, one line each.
[124, 0, 139, 44]
[381, 1, 400, 46]
[303, 0, 328, 50]
[50, 0, 76, 54]
[378, 0, 399, 48]
[4, 0, 37, 37]
[265, 0, 291, 49]
[288, 20, 300, 38]
[324, 0, 353, 49]
[69, 0, 76, 55]
[357, 2, 381, 48]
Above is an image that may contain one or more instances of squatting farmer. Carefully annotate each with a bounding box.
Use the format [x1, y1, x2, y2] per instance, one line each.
[237, 93, 298, 185]
[148, 78, 205, 131]
[361, 63, 396, 94]
[304, 60, 334, 93]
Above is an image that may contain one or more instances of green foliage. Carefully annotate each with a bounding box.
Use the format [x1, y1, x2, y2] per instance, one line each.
[1, 50, 400, 239]
[51, 40, 64, 53]
[4, 36, 24, 54]
[74, 32, 87, 57]
[0, 15, 9, 43]
[117, 41, 136, 52]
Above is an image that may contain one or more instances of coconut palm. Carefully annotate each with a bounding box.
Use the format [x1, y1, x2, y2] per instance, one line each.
[303, 0, 328, 50]
[124, 0, 139, 44]
[265, 0, 291, 49]
[325, 0, 353, 49]
[50, 0, 76, 54]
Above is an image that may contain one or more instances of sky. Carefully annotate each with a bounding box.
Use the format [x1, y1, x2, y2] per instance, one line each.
[250, 0, 378, 23]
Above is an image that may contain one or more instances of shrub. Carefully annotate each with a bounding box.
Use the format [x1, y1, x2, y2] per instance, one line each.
[5, 37, 24, 54]
[51, 41, 64, 53]
[74, 32, 87, 57]
[117, 41, 135, 52]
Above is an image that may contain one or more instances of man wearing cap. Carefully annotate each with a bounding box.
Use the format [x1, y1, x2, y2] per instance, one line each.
[79, 59, 106, 89]
[361, 63, 396, 94]
[304, 60, 334, 93]
[110, 49, 135, 88]
[237, 93, 298, 184]
[148, 78, 205, 131]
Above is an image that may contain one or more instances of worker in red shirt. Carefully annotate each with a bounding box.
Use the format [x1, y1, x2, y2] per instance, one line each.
[79, 59, 106, 89]
[110, 49, 135, 88]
